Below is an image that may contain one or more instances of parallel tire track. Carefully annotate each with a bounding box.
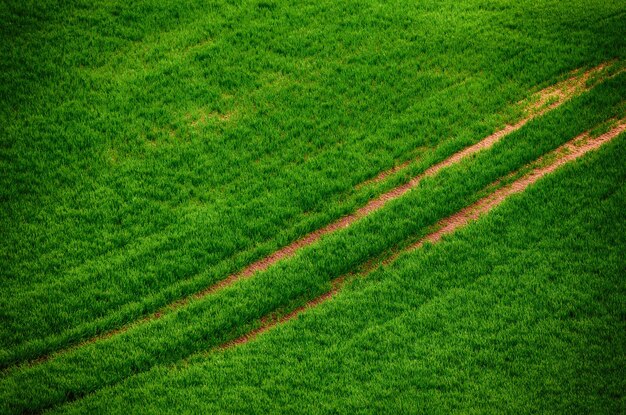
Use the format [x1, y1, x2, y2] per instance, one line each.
[165, 63, 613, 305]
[181, 63, 614, 300]
[22, 121, 623, 415]
[220, 120, 626, 349]
[17, 62, 614, 368]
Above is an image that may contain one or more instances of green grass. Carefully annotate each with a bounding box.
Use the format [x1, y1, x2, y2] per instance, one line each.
[1, 0, 625, 368]
[1, 0, 625, 413]
[53, 121, 626, 415]
[1, 71, 624, 414]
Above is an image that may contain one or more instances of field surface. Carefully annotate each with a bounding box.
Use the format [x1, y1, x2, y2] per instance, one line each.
[1, 0, 625, 413]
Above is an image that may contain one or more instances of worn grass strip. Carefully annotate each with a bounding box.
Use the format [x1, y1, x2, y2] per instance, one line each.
[4, 0, 625, 373]
[52, 132, 626, 415]
[3, 57, 621, 371]
[15, 63, 614, 371]
[1, 75, 624, 414]
[219, 121, 625, 349]
[43, 121, 626, 415]
[357, 62, 616, 187]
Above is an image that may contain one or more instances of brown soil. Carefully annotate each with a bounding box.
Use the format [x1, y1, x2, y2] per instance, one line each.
[359, 62, 613, 187]
[220, 276, 348, 349]
[220, 120, 625, 349]
[194, 62, 613, 301]
[18, 62, 616, 369]
[414, 122, 625, 247]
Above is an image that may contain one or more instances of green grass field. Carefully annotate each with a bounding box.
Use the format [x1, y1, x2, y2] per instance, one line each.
[1, 0, 625, 413]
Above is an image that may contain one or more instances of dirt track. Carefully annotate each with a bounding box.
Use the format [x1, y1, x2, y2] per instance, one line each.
[358, 62, 613, 187]
[20, 63, 615, 368]
[191, 63, 613, 301]
[220, 120, 626, 349]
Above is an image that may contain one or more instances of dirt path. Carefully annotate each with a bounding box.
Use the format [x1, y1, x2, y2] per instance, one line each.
[20, 63, 615, 368]
[408, 122, 625, 248]
[358, 62, 613, 187]
[220, 120, 626, 349]
[189, 62, 613, 300]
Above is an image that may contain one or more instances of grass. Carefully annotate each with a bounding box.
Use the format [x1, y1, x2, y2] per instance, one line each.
[1, 0, 625, 413]
[1, 71, 624, 414]
[1, 0, 625, 367]
[53, 120, 626, 415]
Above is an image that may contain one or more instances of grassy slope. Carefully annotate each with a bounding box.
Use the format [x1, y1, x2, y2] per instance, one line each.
[1, 0, 625, 360]
[56, 128, 626, 414]
[1, 72, 624, 414]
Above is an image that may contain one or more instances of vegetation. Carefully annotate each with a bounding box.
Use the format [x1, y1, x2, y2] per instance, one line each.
[55, 113, 626, 414]
[2, 0, 624, 362]
[2, 70, 625, 414]
[1, 0, 624, 413]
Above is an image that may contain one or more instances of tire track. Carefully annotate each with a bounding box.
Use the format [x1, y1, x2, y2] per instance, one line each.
[357, 62, 614, 187]
[184, 63, 614, 300]
[16, 62, 615, 369]
[20, 120, 623, 415]
[220, 120, 626, 349]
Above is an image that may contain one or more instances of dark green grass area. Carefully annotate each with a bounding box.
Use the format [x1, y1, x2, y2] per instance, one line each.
[53, 127, 626, 414]
[1, 0, 625, 364]
[1, 72, 624, 414]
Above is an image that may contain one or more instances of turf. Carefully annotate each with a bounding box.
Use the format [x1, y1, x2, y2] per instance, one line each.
[1, 0, 625, 367]
[53, 121, 626, 415]
[1, 71, 624, 414]
[1, 0, 625, 413]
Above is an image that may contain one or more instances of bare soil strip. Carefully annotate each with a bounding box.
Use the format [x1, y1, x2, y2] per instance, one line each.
[189, 63, 612, 299]
[220, 276, 348, 349]
[358, 62, 613, 187]
[220, 120, 626, 349]
[18, 63, 613, 368]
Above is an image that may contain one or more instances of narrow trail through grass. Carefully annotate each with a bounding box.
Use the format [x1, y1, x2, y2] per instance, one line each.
[11, 62, 615, 370]
[2, 1, 625, 413]
[357, 61, 617, 187]
[217, 120, 626, 350]
[53, 127, 626, 415]
[3, 0, 625, 372]
[1, 72, 624, 413]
